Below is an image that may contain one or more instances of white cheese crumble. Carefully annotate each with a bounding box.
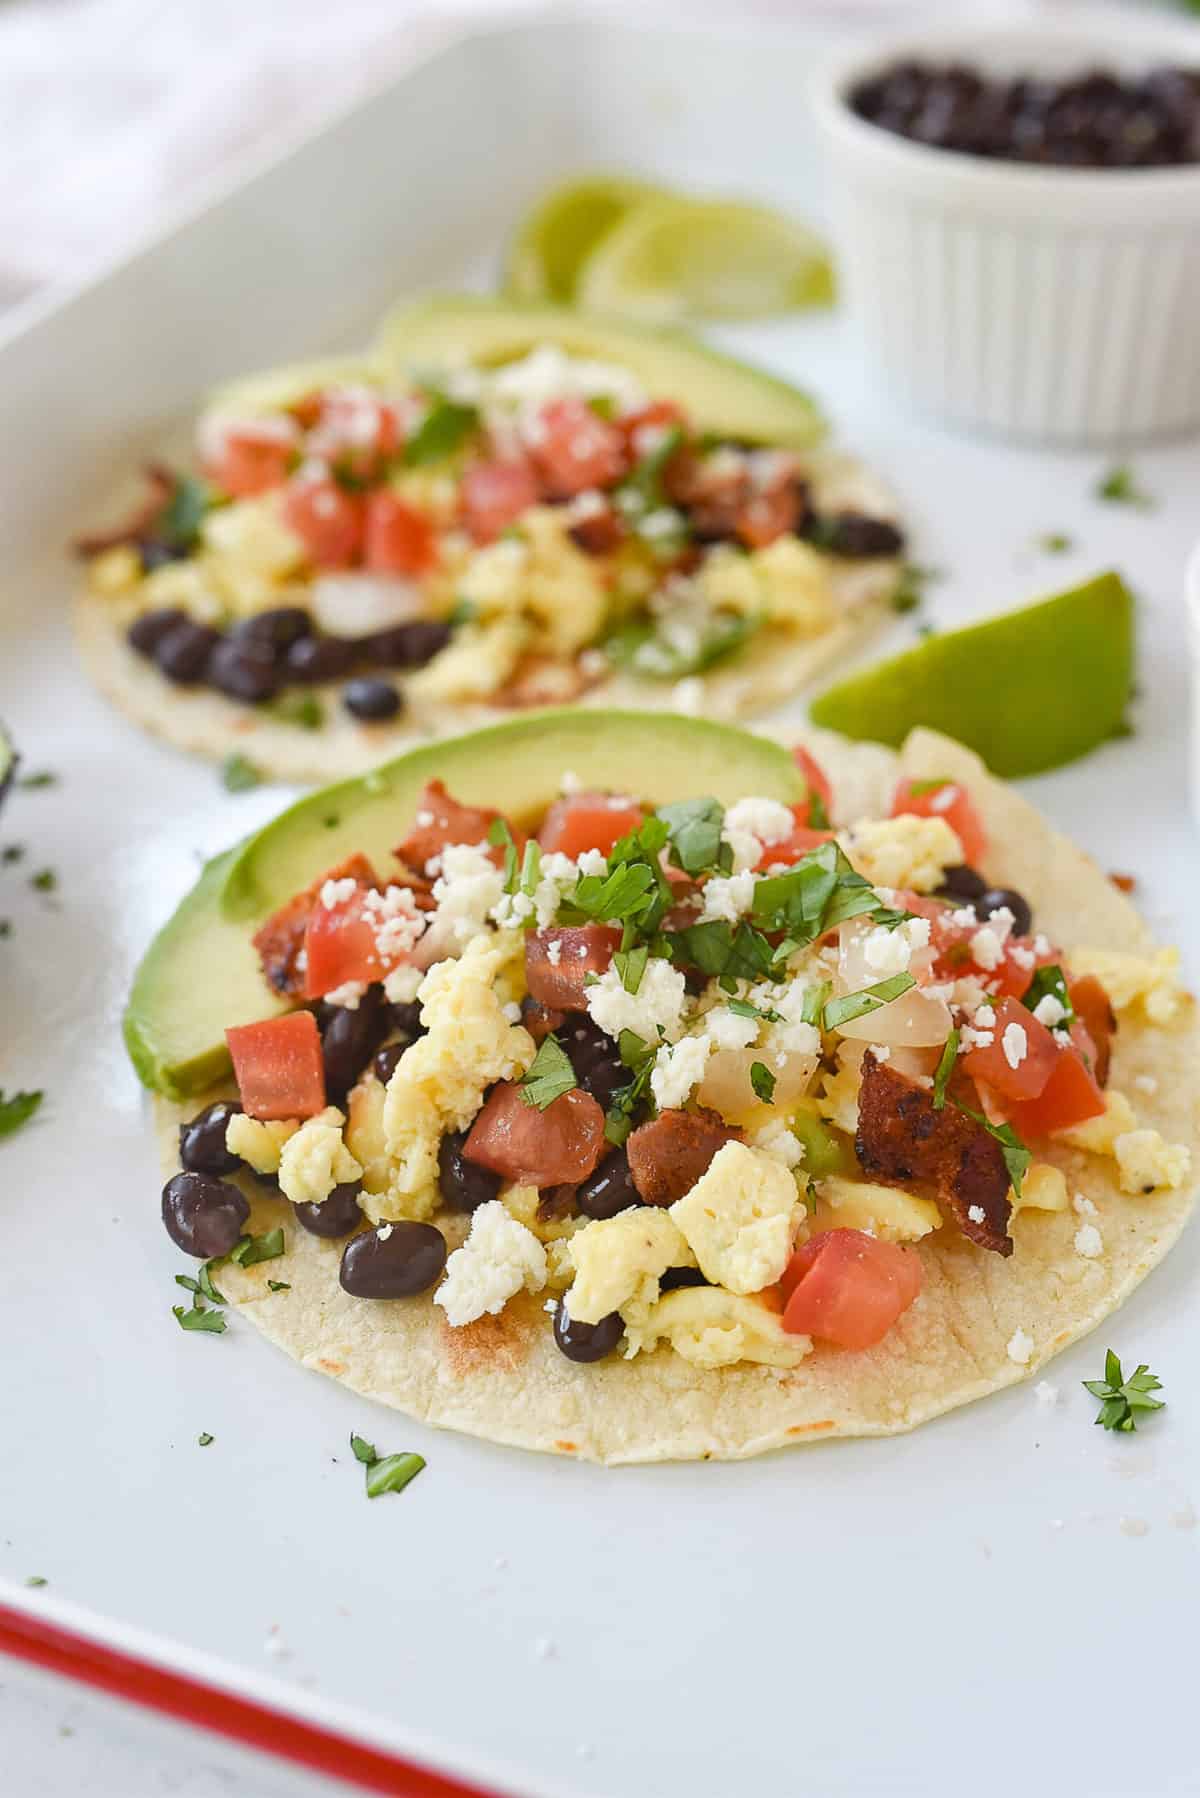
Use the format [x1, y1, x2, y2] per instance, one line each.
[699, 869, 757, 925]
[1074, 1223, 1104, 1260]
[325, 980, 368, 1010]
[320, 876, 358, 910]
[650, 1034, 713, 1110]
[1032, 993, 1067, 1028]
[1072, 1193, 1097, 1218]
[862, 916, 930, 978]
[1006, 1327, 1034, 1367]
[384, 963, 424, 1005]
[1035, 1381, 1060, 1406]
[721, 797, 795, 875]
[434, 1200, 547, 1327]
[585, 956, 687, 1045]
[546, 939, 563, 966]
[967, 1204, 986, 1225]
[750, 1121, 805, 1169]
[559, 769, 583, 794]
[702, 1005, 760, 1052]
[362, 884, 427, 961]
[431, 842, 506, 946]
[1002, 1021, 1028, 1070]
[672, 676, 704, 715]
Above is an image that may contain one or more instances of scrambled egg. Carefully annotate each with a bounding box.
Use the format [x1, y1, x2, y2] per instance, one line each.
[456, 505, 608, 657]
[566, 1208, 692, 1329]
[88, 545, 141, 597]
[434, 1199, 547, 1327]
[344, 1076, 390, 1194]
[1068, 946, 1185, 1026]
[225, 1113, 299, 1176]
[625, 1288, 809, 1370]
[669, 1142, 800, 1294]
[1113, 1129, 1192, 1194]
[1011, 1162, 1069, 1214]
[407, 616, 530, 704]
[374, 931, 534, 1222]
[1057, 1089, 1137, 1155]
[134, 560, 225, 626]
[501, 1183, 585, 1245]
[813, 1174, 941, 1241]
[698, 538, 833, 634]
[277, 1107, 362, 1208]
[202, 496, 305, 585]
[842, 815, 963, 892]
[817, 1050, 863, 1136]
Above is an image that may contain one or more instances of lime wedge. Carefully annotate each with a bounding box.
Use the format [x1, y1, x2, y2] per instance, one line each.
[576, 197, 835, 323]
[503, 176, 668, 305]
[809, 572, 1134, 778]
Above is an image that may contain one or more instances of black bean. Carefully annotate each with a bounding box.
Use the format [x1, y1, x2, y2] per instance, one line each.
[437, 1130, 502, 1213]
[818, 511, 905, 558]
[339, 1221, 446, 1298]
[321, 985, 389, 1102]
[373, 1042, 406, 1085]
[558, 1015, 626, 1110]
[128, 607, 187, 656]
[179, 1099, 244, 1176]
[553, 1301, 623, 1364]
[364, 621, 452, 670]
[389, 1000, 426, 1041]
[232, 607, 313, 653]
[343, 678, 402, 722]
[659, 1266, 709, 1292]
[978, 887, 1033, 937]
[207, 636, 282, 703]
[284, 635, 358, 683]
[154, 621, 221, 685]
[294, 1181, 364, 1238]
[576, 1147, 639, 1220]
[936, 863, 988, 903]
[162, 1171, 250, 1259]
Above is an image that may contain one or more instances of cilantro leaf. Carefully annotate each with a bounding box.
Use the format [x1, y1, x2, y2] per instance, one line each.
[823, 974, 915, 1031]
[956, 1105, 1032, 1199]
[267, 1279, 291, 1293]
[932, 1029, 959, 1110]
[230, 1228, 285, 1267]
[30, 868, 56, 894]
[751, 841, 885, 947]
[750, 1062, 776, 1105]
[519, 1034, 577, 1110]
[0, 1088, 42, 1138]
[1039, 532, 1073, 554]
[570, 860, 660, 928]
[621, 423, 684, 512]
[18, 770, 57, 790]
[656, 797, 725, 877]
[889, 562, 941, 614]
[1083, 1350, 1165, 1432]
[172, 1303, 227, 1334]
[366, 1452, 426, 1498]
[613, 943, 649, 995]
[665, 919, 776, 983]
[805, 787, 830, 831]
[157, 475, 214, 551]
[800, 980, 831, 1027]
[604, 611, 756, 680]
[221, 752, 263, 793]
[198, 1432, 214, 1447]
[403, 397, 478, 467]
[726, 997, 782, 1023]
[604, 1031, 657, 1145]
[1095, 465, 1154, 510]
[269, 691, 324, 731]
[1022, 964, 1074, 1028]
[350, 1433, 377, 1465]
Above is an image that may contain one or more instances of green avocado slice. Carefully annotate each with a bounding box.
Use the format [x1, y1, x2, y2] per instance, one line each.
[809, 571, 1135, 779]
[0, 722, 15, 812]
[372, 295, 825, 449]
[126, 711, 803, 1100]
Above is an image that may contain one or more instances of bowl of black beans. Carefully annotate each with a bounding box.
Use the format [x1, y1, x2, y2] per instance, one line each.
[811, 9, 1200, 443]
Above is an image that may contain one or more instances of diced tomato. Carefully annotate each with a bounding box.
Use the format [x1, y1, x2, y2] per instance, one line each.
[736, 455, 804, 549]
[1007, 1027, 1106, 1138]
[898, 892, 1057, 998]
[619, 400, 687, 459]
[528, 397, 627, 498]
[538, 794, 643, 859]
[891, 778, 987, 866]
[1068, 974, 1115, 1087]
[961, 994, 1058, 1104]
[792, 746, 833, 823]
[303, 891, 385, 1000]
[780, 1229, 923, 1349]
[525, 925, 622, 1011]
[460, 459, 541, 544]
[281, 474, 365, 568]
[226, 1011, 326, 1121]
[202, 421, 297, 498]
[394, 780, 513, 873]
[308, 388, 399, 479]
[252, 853, 380, 998]
[363, 491, 438, 575]
[755, 811, 835, 872]
[463, 1081, 606, 1186]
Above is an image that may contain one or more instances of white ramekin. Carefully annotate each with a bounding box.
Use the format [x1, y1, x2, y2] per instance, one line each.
[1187, 540, 1200, 830]
[811, 9, 1200, 445]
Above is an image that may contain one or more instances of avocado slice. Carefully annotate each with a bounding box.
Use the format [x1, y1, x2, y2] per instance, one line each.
[0, 722, 16, 813]
[126, 710, 803, 1099]
[373, 295, 825, 449]
[809, 571, 1135, 779]
[203, 354, 386, 423]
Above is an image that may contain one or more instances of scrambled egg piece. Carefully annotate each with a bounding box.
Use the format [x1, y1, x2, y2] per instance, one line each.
[669, 1142, 800, 1294]
[435, 1199, 547, 1327]
[201, 496, 306, 616]
[842, 815, 963, 893]
[375, 931, 535, 1222]
[1011, 1162, 1069, 1214]
[390, 469, 460, 527]
[407, 616, 530, 703]
[698, 539, 834, 635]
[135, 560, 225, 625]
[88, 545, 142, 597]
[501, 1183, 585, 1245]
[813, 1174, 941, 1241]
[1068, 946, 1185, 1026]
[1114, 1130, 1192, 1194]
[344, 1076, 390, 1194]
[818, 1050, 863, 1136]
[457, 506, 608, 657]
[1056, 1089, 1137, 1156]
[277, 1108, 362, 1208]
[625, 1288, 810, 1370]
[225, 1113, 299, 1176]
[566, 1208, 691, 1329]
[545, 1238, 578, 1292]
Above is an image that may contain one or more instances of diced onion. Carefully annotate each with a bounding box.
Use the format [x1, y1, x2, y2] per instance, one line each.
[311, 573, 429, 637]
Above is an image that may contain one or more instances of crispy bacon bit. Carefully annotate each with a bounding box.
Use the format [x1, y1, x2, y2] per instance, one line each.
[1069, 976, 1116, 1088]
[394, 780, 506, 872]
[463, 1082, 606, 1187]
[855, 1051, 1012, 1256]
[252, 853, 379, 997]
[526, 925, 621, 1012]
[1109, 872, 1136, 894]
[537, 1185, 577, 1224]
[73, 463, 175, 557]
[626, 1107, 741, 1208]
[663, 447, 810, 549]
[567, 500, 626, 556]
[521, 997, 566, 1043]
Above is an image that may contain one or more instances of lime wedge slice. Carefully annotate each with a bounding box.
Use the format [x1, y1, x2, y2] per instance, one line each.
[576, 197, 835, 323]
[809, 572, 1134, 778]
[503, 176, 669, 305]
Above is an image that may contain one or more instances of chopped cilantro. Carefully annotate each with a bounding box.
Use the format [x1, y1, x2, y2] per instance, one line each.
[349, 1431, 426, 1496]
[751, 840, 889, 948]
[604, 611, 756, 680]
[30, 868, 56, 894]
[1083, 1350, 1165, 1432]
[620, 423, 684, 512]
[267, 1279, 291, 1293]
[656, 797, 726, 877]
[176, 1259, 227, 1305]
[198, 1432, 214, 1447]
[890, 563, 941, 613]
[25, 1575, 47, 1588]
[350, 1433, 377, 1465]
[0, 920, 10, 938]
[905, 777, 952, 798]
[403, 396, 479, 467]
[448, 597, 477, 629]
[1022, 964, 1074, 1027]
[1, 844, 23, 864]
[172, 1303, 227, 1334]
[932, 1029, 959, 1110]
[613, 943, 649, 995]
[0, 1088, 42, 1137]
[665, 919, 776, 982]
[726, 996, 782, 1024]
[604, 1031, 657, 1145]
[221, 752, 263, 793]
[488, 817, 520, 891]
[803, 1175, 819, 1214]
[519, 1034, 577, 1110]
[1038, 532, 1073, 553]
[230, 1228, 285, 1268]
[805, 787, 831, 831]
[157, 475, 214, 550]
[269, 692, 324, 731]
[750, 1061, 776, 1105]
[800, 981, 830, 1027]
[18, 770, 57, 789]
[1095, 465, 1154, 509]
[957, 1106, 1031, 1199]
[823, 973, 915, 1031]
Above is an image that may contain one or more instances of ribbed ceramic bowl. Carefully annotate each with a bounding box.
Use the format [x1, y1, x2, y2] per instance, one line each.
[811, 9, 1200, 445]
[1187, 539, 1200, 829]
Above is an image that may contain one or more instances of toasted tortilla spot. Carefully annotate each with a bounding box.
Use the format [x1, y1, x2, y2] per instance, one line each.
[437, 1309, 532, 1378]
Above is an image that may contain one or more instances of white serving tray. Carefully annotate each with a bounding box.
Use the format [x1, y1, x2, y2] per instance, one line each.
[2, 14, 1199, 1798]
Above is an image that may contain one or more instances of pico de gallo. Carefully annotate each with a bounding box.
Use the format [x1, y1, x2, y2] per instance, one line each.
[78, 347, 904, 730]
[162, 747, 1191, 1372]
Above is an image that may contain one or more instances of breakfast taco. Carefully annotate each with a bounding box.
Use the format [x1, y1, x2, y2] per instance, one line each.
[76, 299, 905, 781]
[128, 711, 1196, 1463]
